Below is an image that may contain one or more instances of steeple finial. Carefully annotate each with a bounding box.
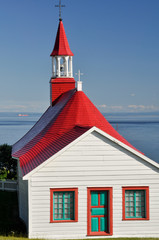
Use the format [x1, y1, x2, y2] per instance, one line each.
[55, 0, 65, 21]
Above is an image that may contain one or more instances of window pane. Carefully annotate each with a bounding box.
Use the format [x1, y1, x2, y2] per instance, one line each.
[130, 201, 134, 206]
[54, 209, 58, 214]
[136, 191, 141, 197]
[65, 214, 69, 219]
[59, 214, 63, 219]
[130, 207, 134, 212]
[70, 212, 74, 218]
[136, 212, 141, 217]
[125, 207, 129, 212]
[54, 193, 58, 198]
[65, 203, 69, 208]
[136, 196, 140, 201]
[58, 193, 63, 198]
[65, 197, 69, 203]
[59, 203, 63, 208]
[136, 201, 140, 206]
[59, 208, 63, 214]
[136, 206, 140, 212]
[70, 203, 73, 208]
[65, 208, 69, 213]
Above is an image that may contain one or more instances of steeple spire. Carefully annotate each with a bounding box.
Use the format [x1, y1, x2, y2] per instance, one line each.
[50, 20, 74, 57]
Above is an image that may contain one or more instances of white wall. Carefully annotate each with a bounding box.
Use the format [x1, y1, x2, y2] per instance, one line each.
[28, 131, 159, 239]
[18, 161, 28, 230]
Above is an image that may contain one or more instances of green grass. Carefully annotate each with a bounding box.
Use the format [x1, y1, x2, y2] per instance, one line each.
[0, 237, 28, 240]
[0, 191, 26, 237]
[0, 238, 159, 240]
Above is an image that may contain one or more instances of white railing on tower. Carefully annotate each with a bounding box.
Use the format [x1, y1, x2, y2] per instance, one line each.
[52, 71, 73, 78]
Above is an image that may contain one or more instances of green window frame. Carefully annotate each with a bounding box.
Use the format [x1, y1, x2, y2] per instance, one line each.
[122, 187, 149, 221]
[53, 191, 74, 220]
[50, 188, 78, 223]
[125, 190, 145, 218]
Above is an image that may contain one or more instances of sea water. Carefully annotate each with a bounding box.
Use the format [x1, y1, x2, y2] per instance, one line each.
[0, 112, 41, 146]
[105, 112, 159, 163]
[0, 112, 159, 163]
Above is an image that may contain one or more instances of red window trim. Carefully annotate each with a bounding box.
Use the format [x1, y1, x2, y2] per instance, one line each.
[87, 187, 113, 236]
[50, 188, 78, 223]
[122, 186, 149, 221]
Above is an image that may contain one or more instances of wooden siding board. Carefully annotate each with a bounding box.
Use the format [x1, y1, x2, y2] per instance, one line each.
[46, 161, 140, 168]
[31, 170, 158, 178]
[28, 132, 159, 239]
[31, 177, 159, 185]
[35, 164, 155, 172]
[35, 170, 153, 177]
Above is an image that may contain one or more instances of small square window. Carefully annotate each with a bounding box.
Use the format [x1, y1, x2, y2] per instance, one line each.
[50, 188, 78, 223]
[122, 187, 149, 221]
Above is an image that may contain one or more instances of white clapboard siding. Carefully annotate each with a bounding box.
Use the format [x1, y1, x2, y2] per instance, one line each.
[27, 131, 159, 239]
[36, 164, 155, 172]
[18, 161, 28, 229]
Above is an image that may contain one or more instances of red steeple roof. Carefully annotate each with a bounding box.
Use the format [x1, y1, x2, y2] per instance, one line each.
[12, 89, 143, 176]
[50, 20, 74, 56]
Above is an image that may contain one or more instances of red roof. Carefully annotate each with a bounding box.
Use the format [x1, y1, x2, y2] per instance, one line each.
[50, 20, 74, 56]
[12, 89, 142, 176]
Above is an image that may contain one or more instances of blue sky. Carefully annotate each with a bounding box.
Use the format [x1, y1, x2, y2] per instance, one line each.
[0, 0, 159, 113]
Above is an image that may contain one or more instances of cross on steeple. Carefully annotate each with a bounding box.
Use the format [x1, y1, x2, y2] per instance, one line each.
[75, 70, 84, 82]
[55, 0, 65, 21]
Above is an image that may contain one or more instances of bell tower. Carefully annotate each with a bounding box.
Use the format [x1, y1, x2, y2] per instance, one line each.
[50, 19, 75, 105]
[51, 49, 73, 78]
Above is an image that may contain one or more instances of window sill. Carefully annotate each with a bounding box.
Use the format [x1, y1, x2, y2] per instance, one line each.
[87, 232, 113, 236]
[122, 218, 149, 221]
[50, 220, 78, 223]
